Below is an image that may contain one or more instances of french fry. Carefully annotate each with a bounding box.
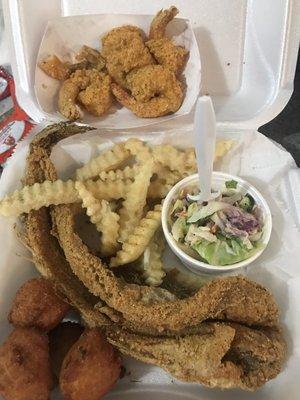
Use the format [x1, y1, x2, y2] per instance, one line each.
[147, 180, 173, 199]
[118, 159, 154, 242]
[152, 140, 234, 176]
[99, 165, 137, 181]
[75, 143, 130, 181]
[0, 178, 129, 217]
[142, 229, 166, 286]
[152, 144, 196, 176]
[110, 204, 162, 267]
[75, 181, 120, 256]
[124, 138, 152, 162]
[85, 178, 128, 200]
[0, 180, 78, 217]
[154, 165, 182, 185]
[214, 140, 235, 162]
[147, 166, 182, 199]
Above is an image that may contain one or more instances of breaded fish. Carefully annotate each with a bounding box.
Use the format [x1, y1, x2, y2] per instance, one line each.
[106, 322, 286, 391]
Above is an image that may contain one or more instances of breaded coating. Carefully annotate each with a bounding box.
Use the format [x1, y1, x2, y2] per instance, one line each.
[52, 199, 279, 334]
[0, 328, 53, 400]
[58, 69, 112, 120]
[101, 25, 155, 87]
[60, 328, 121, 400]
[24, 123, 109, 328]
[112, 65, 183, 117]
[22, 124, 286, 392]
[75, 45, 106, 71]
[146, 38, 188, 75]
[8, 278, 70, 331]
[77, 73, 112, 116]
[106, 322, 286, 391]
[149, 6, 179, 39]
[58, 69, 89, 120]
[49, 322, 84, 378]
[225, 323, 286, 389]
[39, 55, 70, 80]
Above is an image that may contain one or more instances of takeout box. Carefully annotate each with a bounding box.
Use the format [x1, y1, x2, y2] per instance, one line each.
[35, 14, 201, 129]
[1, 0, 300, 399]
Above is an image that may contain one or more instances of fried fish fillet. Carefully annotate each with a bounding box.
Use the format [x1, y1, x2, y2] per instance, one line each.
[24, 123, 110, 328]
[24, 123, 279, 335]
[22, 123, 286, 392]
[52, 202, 279, 332]
[106, 322, 286, 391]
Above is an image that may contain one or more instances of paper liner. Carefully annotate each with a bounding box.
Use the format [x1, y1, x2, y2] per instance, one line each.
[35, 14, 201, 129]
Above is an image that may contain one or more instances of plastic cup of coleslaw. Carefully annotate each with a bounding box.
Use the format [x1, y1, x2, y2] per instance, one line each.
[161, 172, 272, 274]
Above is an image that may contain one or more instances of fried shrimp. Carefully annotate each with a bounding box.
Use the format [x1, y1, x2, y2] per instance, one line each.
[75, 45, 106, 71]
[58, 69, 112, 120]
[39, 55, 70, 80]
[101, 25, 155, 87]
[58, 69, 89, 119]
[146, 38, 188, 75]
[149, 6, 179, 39]
[112, 65, 183, 118]
[77, 73, 112, 116]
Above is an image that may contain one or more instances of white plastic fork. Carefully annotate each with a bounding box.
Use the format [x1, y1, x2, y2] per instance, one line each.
[188, 96, 220, 202]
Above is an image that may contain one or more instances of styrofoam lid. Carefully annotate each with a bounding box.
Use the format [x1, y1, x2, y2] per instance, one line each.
[3, 0, 300, 130]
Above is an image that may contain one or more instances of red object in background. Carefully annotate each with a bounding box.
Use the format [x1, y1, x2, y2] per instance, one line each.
[0, 69, 11, 101]
[0, 67, 35, 164]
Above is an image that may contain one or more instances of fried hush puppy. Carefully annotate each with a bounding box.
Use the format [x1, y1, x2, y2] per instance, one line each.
[0, 328, 53, 400]
[60, 328, 121, 400]
[49, 322, 84, 378]
[8, 278, 70, 331]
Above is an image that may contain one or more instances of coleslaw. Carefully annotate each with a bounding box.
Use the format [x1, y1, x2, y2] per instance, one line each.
[169, 180, 264, 266]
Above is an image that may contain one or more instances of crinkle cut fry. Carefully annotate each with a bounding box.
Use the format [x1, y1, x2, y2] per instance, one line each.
[75, 142, 130, 181]
[142, 229, 166, 286]
[152, 140, 235, 176]
[76, 181, 119, 256]
[118, 158, 154, 242]
[0, 178, 127, 217]
[0, 180, 78, 217]
[124, 138, 152, 162]
[53, 201, 279, 333]
[99, 165, 137, 181]
[24, 123, 109, 327]
[110, 204, 162, 267]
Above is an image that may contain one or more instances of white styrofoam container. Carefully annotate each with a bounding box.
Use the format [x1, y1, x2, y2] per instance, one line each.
[3, 0, 300, 130]
[1, 1, 300, 400]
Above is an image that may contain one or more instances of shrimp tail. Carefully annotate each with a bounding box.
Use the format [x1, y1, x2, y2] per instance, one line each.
[149, 6, 179, 39]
